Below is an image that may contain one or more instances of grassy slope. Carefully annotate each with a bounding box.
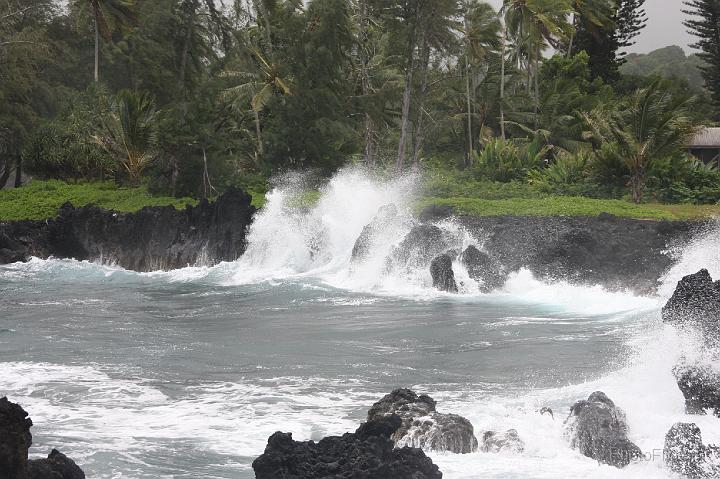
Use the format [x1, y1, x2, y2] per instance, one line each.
[2, 180, 719, 222]
[0, 180, 197, 221]
[419, 196, 720, 221]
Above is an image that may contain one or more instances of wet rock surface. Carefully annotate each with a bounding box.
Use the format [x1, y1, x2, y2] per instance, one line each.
[458, 214, 697, 294]
[480, 429, 525, 453]
[0, 188, 255, 271]
[663, 269, 720, 344]
[673, 363, 720, 416]
[664, 422, 720, 478]
[252, 414, 443, 479]
[564, 391, 642, 468]
[459, 245, 506, 292]
[430, 254, 458, 293]
[0, 397, 85, 479]
[367, 389, 478, 454]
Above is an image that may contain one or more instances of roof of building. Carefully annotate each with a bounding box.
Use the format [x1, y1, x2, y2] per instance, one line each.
[688, 127, 720, 148]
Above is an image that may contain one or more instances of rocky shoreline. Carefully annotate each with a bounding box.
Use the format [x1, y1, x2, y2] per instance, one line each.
[0, 190, 704, 294]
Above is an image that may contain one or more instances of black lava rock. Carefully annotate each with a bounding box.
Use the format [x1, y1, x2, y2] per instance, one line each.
[0, 397, 85, 479]
[367, 389, 478, 454]
[664, 422, 719, 478]
[252, 414, 442, 479]
[662, 269, 720, 344]
[564, 391, 642, 468]
[430, 254, 458, 293]
[0, 187, 256, 272]
[459, 245, 506, 292]
[673, 363, 720, 416]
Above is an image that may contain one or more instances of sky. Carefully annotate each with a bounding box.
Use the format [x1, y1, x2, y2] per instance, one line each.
[487, 0, 696, 54]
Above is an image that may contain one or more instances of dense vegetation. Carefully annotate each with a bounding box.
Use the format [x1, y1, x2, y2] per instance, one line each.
[1, 0, 720, 220]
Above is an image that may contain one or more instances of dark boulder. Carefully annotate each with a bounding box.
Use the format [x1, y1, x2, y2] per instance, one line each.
[28, 450, 85, 479]
[0, 397, 85, 479]
[662, 269, 720, 345]
[673, 363, 720, 416]
[0, 187, 256, 271]
[367, 389, 478, 454]
[351, 204, 400, 262]
[0, 397, 32, 479]
[390, 225, 451, 269]
[252, 414, 442, 479]
[430, 254, 458, 293]
[459, 245, 506, 292]
[564, 391, 642, 468]
[480, 429, 525, 453]
[664, 422, 719, 478]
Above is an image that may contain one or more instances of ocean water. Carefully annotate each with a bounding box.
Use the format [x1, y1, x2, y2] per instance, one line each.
[1, 169, 719, 478]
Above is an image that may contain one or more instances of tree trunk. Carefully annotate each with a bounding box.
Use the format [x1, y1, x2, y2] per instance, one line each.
[359, 0, 377, 165]
[178, 1, 198, 91]
[396, 6, 420, 172]
[533, 52, 540, 129]
[0, 158, 10, 188]
[500, 26, 507, 140]
[93, 4, 100, 83]
[630, 158, 645, 204]
[465, 54, 473, 167]
[14, 153, 22, 187]
[411, 39, 430, 166]
[253, 108, 263, 163]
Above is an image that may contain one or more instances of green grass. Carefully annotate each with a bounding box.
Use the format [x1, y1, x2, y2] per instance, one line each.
[0, 180, 197, 221]
[418, 196, 720, 221]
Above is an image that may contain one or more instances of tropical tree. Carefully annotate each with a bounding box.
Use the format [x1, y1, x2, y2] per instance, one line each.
[72, 0, 137, 83]
[95, 90, 159, 185]
[684, 0, 720, 116]
[462, 1, 501, 162]
[502, 0, 575, 126]
[582, 79, 699, 203]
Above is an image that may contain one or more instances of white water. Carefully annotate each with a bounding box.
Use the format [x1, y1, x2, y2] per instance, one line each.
[2, 168, 720, 478]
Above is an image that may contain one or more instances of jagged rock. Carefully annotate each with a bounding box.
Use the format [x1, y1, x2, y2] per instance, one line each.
[662, 269, 720, 344]
[28, 450, 85, 479]
[0, 397, 85, 479]
[564, 391, 642, 468]
[252, 414, 443, 479]
[0, 187, 256, 271]
[480, 429, 525, 453]
[664, 422, 719, 478]
[391, 225, 450, 269]
[673, 363, 720, 416]
[0, 397, 32, 479]
[367, 389, 478, 454]
[430, 254, 458, 293]
[459, 245, 506, 292]
[351, 204, 400, 262]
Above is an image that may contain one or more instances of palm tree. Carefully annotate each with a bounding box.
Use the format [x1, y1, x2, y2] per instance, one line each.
[95, 90, 158, 185]
[502, 0, 574, 125]
[73, 0, 137, 83]
[462, 1, 501, 162]
[222, 48, 292, 165]
[583, 79, 699, 203]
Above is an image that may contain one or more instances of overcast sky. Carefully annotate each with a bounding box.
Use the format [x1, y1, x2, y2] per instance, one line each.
[487, 0, 696, 54]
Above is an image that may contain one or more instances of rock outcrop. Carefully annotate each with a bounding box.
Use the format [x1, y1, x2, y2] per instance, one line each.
[564, 391, 641, 468]
[673, 363, 720, 416]
[662, 269, 720, 344]
[390, 225, 451, 270]
[480, 429, 525, 453]
[664, 422, 719, 478]
[0, 397, 85, 479]
[459, 245, 506, 292]
[0, 188, 256, 271]
[458, 214, 696, 294]
[430, 254, 458, 293]
[252, 414, 442, 479]
[351, 204, 401, 262]
[366, 389, 478, 454]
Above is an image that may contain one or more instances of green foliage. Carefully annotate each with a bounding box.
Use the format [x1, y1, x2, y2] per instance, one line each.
[473, 137, 548, 182]
[417, 195, 720, 220]
[0, 180, 195, 221]
[684, 0, 720, 116]
[621, 46, 706, 92]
